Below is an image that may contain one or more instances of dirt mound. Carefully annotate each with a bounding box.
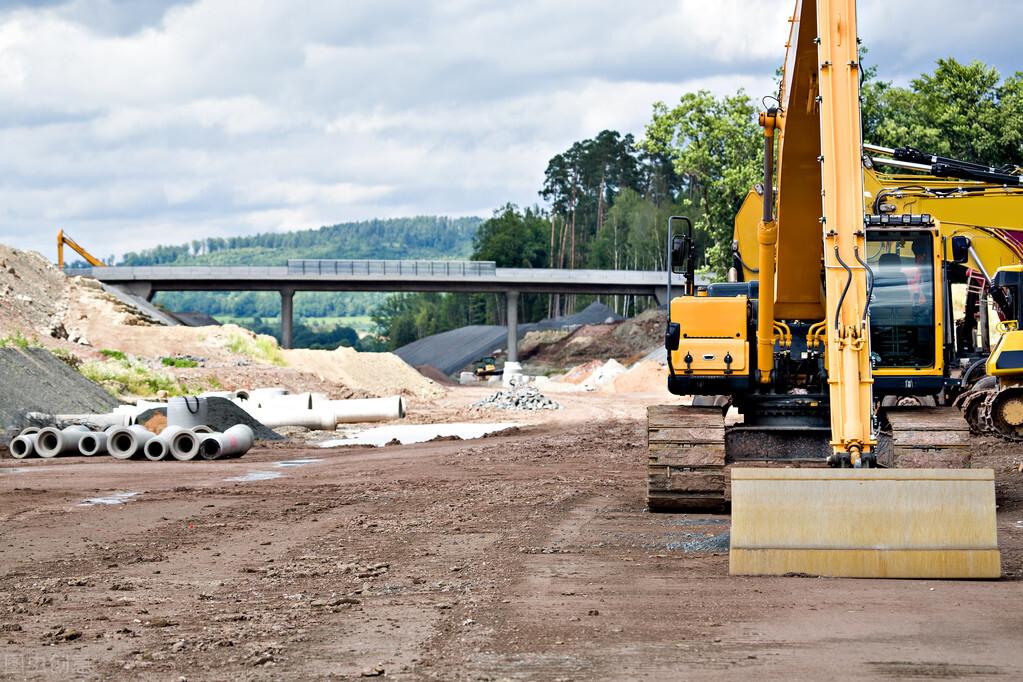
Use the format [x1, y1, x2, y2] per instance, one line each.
[525, 308, 666, 369]
[285, 347, 443, 399]
[0, 347, 119, 441]
[0, 245, 71, 340]
[609, 360, 669, 393]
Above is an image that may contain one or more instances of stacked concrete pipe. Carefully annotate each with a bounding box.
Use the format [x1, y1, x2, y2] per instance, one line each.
[10, 427, 41, 459]
[107, 425, 156, 460]
[78, 426, 117, 456]
[199, 424, 254, 460]
[168, 426, 204, 461]
[36, 425, 91, 458]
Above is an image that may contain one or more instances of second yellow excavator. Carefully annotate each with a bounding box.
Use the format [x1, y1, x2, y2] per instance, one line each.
[648, 0, 1000, 578]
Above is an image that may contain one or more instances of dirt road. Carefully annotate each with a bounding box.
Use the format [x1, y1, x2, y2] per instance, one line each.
[2, 391, 1022, 680]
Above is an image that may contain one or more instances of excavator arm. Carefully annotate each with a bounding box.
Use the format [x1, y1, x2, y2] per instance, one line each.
[57, 230, 106, 269]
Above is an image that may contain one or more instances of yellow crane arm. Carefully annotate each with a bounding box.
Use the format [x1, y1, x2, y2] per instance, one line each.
[57, 230, 106, 269]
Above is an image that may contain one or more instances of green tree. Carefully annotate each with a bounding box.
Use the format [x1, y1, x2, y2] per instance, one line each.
[642, 90, 762, 273]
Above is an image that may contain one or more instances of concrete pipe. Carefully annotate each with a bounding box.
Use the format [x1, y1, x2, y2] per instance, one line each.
[246, 406, 337, 430]
[199, 424, 255, 460]
[165, 426, 201, 461]
[191, 425, 214, 434]
[36, 425, 91, 458]
[10, 433, 39, 459]
[144, 425, 191, 461]
[327, 396, 407, 424]
[107, 425, 156, 460]
[167, 396, 209, 429]
[263, 393, 317, 410]
[19, 426, 41, 436]
[78, 431, 109, 456]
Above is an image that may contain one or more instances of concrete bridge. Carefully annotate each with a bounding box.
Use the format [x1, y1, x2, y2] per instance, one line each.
[78, 259, 686, 351]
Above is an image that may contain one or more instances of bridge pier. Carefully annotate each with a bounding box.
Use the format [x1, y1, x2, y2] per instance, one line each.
[280, 289, 294, 349]
[506, 290, 519, 363]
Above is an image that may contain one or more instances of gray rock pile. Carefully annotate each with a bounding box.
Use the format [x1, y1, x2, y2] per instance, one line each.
[473, 384, 561, 411]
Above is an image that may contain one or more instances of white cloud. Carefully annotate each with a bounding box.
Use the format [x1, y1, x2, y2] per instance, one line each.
[0, 0, 1019, 258]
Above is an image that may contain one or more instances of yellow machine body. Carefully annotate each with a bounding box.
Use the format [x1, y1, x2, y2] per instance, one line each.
[987, 321, 1023, 379]
[722, 0, 1001, 578]
[669, 296, 748, 375]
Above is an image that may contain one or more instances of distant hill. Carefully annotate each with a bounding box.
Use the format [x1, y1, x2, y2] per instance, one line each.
[127, 216, 482, 324]
[120, 216, 482, 266]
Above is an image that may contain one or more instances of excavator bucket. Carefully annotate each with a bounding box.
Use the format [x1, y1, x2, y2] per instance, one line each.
[729, 468, 1001, 578]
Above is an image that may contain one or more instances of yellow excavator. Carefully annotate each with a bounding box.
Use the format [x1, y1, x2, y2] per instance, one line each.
[648, 0, 1001, 578]
[732, 151, 1023, 436]
[56, 229, 106, 269]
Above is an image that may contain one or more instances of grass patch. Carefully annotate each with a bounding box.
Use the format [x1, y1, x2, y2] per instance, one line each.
[80, 358, 189, 399]
[161, 356, 199, 368]
[0, 331, 35, 349]
[225, 333, 286, 366]
[99, 348, 127, 361]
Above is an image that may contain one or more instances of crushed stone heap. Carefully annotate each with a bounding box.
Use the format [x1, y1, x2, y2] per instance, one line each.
[473, 384, 561, 411]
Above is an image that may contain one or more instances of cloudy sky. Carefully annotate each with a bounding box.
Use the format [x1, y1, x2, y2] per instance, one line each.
[1, 0, 1020, 259]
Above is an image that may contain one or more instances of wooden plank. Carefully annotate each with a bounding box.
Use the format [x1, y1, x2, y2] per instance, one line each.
[647, 492, 727, 512]
[648, 443, 725, 467]
[894, 448, 971, 469]
[648, 426, 726, 444]
[893, 431, 971, 447]
[646, 405, 723, 429]
[648, 469, 725, 493]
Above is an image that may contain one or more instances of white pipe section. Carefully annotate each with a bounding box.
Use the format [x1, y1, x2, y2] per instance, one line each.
[19, 427, 41, 436]
[191, 425, 214, 434]
[327, 396, 406, 424]
[199, 424, 254, 460]
[107, 425, 156, 460]
[36, 425, 91, 458]
[145, 425, 191, 461]
[10, 434, 38, 459]
[245, 406, 337, 430]
[78, 431, 109, 456]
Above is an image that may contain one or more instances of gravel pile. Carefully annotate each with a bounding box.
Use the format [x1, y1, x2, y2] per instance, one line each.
[473, 384, 561, 411]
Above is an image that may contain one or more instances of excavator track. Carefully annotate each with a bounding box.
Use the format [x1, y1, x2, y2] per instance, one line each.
[646, 405, 727, 512]
[880, 406, 972, 469]
[986, 387, 1023, 441]
[954, 388, 994, 435]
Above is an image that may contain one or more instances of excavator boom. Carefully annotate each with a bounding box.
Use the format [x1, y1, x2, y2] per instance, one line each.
[57, 230, 106, 269]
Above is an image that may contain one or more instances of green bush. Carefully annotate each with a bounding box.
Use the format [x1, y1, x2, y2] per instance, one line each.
[225, 333, 286, 366]
[80, 358, 188, 398]
[0, 331, 35, 349]
[99, 348, 128, 362]
[161, 356, 199, 368]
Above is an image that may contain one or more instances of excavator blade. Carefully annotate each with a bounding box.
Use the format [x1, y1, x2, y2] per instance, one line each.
[729, 468, 1001, 579]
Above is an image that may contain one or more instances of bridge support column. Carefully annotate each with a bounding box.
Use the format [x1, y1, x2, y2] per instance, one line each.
[505, 290, 519, 363]
[280, 289, 294, 350]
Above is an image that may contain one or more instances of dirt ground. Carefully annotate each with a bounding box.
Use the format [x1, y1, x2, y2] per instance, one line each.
[2, 388, 1022, 681]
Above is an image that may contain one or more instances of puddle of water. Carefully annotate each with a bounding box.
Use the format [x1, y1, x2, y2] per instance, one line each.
[274, 458, 322, 468]
[318, 423, 517, 448]
[664, 531, 731, 553]
[80, 492, 140, 507]
[225, 470, 282, 482]
[0, 467, 34, 475]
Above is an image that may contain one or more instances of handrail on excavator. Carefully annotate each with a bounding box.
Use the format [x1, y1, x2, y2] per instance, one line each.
[57, 229, 106, 269]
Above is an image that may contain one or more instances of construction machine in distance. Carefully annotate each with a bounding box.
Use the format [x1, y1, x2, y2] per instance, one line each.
[57, 230, 107, 269]
[648, 0, 1001, 578]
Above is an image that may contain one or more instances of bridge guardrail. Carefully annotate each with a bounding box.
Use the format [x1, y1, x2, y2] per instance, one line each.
[286, 259, 497, 277]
